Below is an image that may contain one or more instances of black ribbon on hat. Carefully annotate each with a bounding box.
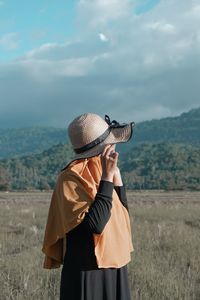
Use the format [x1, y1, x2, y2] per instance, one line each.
[104, 114, 127, 128]
[74, 114, 128, 154]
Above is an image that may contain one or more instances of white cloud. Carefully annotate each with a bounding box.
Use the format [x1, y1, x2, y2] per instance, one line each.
[17, 57, 96, 81]
[24, 43, 58, 59]
[146, 22, 176, 33]
[191, 3, 200, 17]
[6, 46, 109, 83]
[0, 0, 199, 128]
[99, 33, 109, 42]
[76, 0, 131, 28]
[0, 32, 20, 50]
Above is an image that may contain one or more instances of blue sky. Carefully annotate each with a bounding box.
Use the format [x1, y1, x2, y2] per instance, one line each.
[0, 0, 199, 128]
[0, 0, 76, 61]
[0, 0, 160, 61]
[134, 0, 160, 14]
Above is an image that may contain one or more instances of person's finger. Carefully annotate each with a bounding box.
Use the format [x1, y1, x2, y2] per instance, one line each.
[102, 145, 112, 157]
[102, 144, 110, 156]
[110, 149, 116, 156]
[109, 145, 117, 157]
[107, 151, 118, 162]
[110, 144, 116, 149]
[105, 144, 115, 156]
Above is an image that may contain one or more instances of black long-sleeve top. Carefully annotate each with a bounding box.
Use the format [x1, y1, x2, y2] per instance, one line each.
[63, 180, 129, 270]
[81, 180, 129, 234]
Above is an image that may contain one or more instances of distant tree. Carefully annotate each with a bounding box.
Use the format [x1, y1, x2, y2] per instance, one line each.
[0, 166, 10, 191]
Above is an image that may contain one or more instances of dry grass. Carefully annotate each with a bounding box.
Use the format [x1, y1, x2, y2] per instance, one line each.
[0, 190, 200, 300]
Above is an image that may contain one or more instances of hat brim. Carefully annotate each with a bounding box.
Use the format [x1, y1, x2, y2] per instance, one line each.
[61, 122, 135, 171]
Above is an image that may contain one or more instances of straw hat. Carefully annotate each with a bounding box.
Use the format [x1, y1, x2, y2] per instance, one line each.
[61, 113, 135, 171]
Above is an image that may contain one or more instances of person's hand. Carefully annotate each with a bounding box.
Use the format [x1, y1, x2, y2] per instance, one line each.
[113, 167, 123, 186]
[101, 144, 119, 182]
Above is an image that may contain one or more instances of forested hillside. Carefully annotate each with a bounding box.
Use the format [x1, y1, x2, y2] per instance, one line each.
[0, 127, 67, 159]
[120, 143, 200, 190]
[0, 142, 199, 191]
[0, 107, 200, 159]
[0, 143, 73, 191]
[118, 107, 200, 153]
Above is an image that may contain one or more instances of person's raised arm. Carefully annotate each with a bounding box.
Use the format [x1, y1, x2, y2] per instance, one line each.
[80, 144, 119, 234]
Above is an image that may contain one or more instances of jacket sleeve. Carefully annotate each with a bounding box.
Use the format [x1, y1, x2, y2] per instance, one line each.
[114, 185, 129, 212]
[80, 180, 114, 235]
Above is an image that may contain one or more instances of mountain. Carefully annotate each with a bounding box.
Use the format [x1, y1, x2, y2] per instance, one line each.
[0, 143, 73, 191]
[0, 126, 68, 159]
[117, 106, 200, 153]
[0, 142, 199, 191]
[120, 142, 200, 190]
[0, 107, 200, 159]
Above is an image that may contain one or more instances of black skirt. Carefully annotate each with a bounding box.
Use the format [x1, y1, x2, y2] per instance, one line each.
[59, 220, 132, 300]
[60, 263, 132, 300]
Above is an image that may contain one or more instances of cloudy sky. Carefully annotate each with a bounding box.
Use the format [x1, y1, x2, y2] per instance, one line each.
[0, 0, 200, 129]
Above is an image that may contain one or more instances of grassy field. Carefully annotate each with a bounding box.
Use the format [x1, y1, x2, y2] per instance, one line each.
[0, 190, 200, 300]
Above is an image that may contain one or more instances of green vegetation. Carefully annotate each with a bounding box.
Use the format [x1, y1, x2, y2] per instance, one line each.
[118, 106, 200, 154]
[120, 142, 200, 191]
[0, 143, 73, 191]
[0, 107, 199, 191]
[0, 126, 68, 159]
[1, 107, 200, 159]
[0, 142, 199, 191]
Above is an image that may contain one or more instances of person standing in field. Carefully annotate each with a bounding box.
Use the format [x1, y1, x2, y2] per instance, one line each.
[42, 113, 135, 300]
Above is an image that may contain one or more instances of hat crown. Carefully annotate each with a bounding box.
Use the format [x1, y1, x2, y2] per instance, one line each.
[68, 113, 109, 149]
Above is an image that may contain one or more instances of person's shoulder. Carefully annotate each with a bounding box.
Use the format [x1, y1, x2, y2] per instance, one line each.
[57, 168, 78, 182]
